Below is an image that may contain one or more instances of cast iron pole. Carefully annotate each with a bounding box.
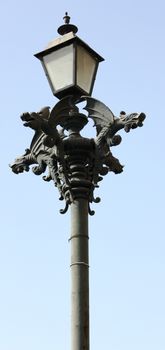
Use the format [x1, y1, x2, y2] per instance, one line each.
[70, 199, 89, 350]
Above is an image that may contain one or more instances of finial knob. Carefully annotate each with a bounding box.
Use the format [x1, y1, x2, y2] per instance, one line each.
[63, 12, 70, 24]
[57, 12, 78, 36]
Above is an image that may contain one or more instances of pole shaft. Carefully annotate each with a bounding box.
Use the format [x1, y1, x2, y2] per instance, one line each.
[70, 198, 89, 350]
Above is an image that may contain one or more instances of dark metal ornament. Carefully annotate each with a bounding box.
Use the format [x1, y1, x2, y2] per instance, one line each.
[10, 96, 145, 214]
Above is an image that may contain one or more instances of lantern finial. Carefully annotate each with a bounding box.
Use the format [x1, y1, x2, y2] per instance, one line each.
[63, 12, 70, 24]
[57, 12, 78, 36]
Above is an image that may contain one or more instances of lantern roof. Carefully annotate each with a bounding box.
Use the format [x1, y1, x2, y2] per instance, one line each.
[34, 13, 104, 63]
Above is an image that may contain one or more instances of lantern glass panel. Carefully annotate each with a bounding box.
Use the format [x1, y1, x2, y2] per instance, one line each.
[43, 44, 74, 92]
[76, 45, 97, 94]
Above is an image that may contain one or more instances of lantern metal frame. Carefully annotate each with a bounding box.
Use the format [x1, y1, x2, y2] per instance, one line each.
[35, 32, 104, 99]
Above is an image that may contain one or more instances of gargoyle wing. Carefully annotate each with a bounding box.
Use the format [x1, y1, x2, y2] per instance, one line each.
[48, 96, 78, 128]
[82, 97, 115, 134]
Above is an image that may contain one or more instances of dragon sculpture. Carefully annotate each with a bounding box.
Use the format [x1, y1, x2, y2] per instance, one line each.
[10, 96, 145, 214]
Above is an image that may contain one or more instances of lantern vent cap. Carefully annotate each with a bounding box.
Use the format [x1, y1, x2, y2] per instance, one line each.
[57, 12, 78, 36]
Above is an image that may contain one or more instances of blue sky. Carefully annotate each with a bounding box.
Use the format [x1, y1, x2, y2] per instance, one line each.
[1, 0, 165, 349]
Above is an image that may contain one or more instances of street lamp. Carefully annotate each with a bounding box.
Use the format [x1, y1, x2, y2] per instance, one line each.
[35, 13, 104, 99]
[10, 13, 146, 350]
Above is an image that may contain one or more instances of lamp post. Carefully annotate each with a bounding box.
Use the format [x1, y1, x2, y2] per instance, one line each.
[10, 13, 146, 350]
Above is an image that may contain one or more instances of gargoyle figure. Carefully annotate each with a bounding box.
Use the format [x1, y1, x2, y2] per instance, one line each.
[10, 106, 53, 175]
[10, 97, 80, 208]
[10, 98, 74, 181]
[83, 97, 146, 174]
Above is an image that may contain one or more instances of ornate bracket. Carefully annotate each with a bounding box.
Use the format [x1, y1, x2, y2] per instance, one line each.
[10, 96, 146, 214]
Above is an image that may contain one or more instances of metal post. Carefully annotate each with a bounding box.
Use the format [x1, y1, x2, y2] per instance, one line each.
[70, 198, 89, 350]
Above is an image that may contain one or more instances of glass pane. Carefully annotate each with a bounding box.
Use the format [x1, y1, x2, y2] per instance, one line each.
[43, 44, 74, 92]
[77, 45, 97, 94]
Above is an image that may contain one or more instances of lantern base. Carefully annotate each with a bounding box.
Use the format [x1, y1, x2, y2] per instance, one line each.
[54, 85, 91, 100]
